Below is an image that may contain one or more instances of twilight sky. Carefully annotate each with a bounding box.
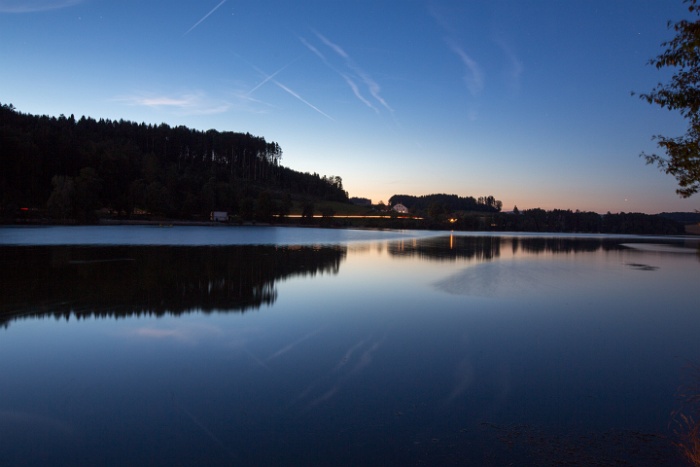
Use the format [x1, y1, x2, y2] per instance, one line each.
[1, 0, 697, 213]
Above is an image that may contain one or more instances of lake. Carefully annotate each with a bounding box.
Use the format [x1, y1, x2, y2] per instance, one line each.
[1, 226, 699, 466]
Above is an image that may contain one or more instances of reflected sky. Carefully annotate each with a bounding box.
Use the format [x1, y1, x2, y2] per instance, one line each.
[0, 225, 444, 246]
[0, 228, 699, 465]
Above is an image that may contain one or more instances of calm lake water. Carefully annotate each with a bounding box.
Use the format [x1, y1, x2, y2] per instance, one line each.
[1, 226, 699, 466]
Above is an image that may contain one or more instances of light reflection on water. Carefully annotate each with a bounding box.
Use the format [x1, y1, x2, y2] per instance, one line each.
[0, 227, 699, 466]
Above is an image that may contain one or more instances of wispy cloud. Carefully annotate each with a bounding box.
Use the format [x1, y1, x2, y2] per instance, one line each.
[429, 6, 486, 99]
[315, 32, 349, 59]
[114, 91, 231, 115]
[295, 334, 386, 412]
[229, 89, 275, 113]
[494, 35, 523, 94]
[448, 40, 484, 97]
[359, 69, 392, 113]
[340, 73, 378, 113]
[349, 338, 383, 376]
[134, 96, 194, 107]
[428, 3, 458, 37]
[125, 323, 223, 345]
[301, 31, 393, 114]
[267, 328, 325, 361]
[299, 37, 325, 61]
[0, 0, 83, 13]
[185, 0, 227, 35]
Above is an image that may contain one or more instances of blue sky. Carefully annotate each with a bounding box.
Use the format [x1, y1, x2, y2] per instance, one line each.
[1, 0, 697, 213]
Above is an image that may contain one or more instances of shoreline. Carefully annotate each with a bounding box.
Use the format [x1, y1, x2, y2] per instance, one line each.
[1, 216, 697, 236]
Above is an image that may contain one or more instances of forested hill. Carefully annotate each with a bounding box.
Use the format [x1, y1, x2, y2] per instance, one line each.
[658, 212, 700, 224]
[389, 193, 503, 213]
[0, 103, 348, 221]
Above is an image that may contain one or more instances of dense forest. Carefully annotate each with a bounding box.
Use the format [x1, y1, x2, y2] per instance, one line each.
[659, 212, 700, 224]
[0, 103, 693, 235]
[494, 208, 685, 235]
[389, 193, 503, 214]
[0, 103, 348, 221]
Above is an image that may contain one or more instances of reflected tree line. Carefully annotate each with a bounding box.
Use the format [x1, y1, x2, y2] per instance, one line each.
[0, 245, 346, 326]
[388, 236, 502, 262]
[387, 235, 660, 262]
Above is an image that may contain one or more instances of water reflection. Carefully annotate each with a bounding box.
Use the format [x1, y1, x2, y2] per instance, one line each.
[1, 231, 699, 466]
[513, 236, 620, 254]
[389, 235, 699, 298]
[387, 235, 616, 263]
[0, 244, 345, 326]
[3, 235, 696, 326]
[389, 234, 699, 262]
[388, 235, 501, 261]
[434, 259, 599, 298]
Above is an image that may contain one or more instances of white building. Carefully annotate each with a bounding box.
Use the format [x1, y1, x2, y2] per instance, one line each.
[392, 203, 409, 214]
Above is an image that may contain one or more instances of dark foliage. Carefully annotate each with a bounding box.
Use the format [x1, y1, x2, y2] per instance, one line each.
[389, 193, 503, 214]
[332, 206, 685, 235]
[0, 103, 348, 221]
[637, 0, 700, 197]
[659, 211, 700, 224]
[491, 209, 684, 235]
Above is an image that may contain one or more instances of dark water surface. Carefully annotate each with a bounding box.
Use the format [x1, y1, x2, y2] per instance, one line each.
[1, 226, 699, 466]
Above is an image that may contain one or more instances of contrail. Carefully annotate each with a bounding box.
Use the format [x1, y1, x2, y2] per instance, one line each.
[171, 393, 238, 460]
[341, 73, 379, 113]
[247, 62, 295, 96]
[237, 56, 334, 121]
[309, 30, 393, 114]
[299, 37, 325, 61]
[273, 81, 335, 121]
[314, 31, 349, 59]
[448, 40, 484, 96]
[185, 0, 227, 35]
[267, 328, 325, 360]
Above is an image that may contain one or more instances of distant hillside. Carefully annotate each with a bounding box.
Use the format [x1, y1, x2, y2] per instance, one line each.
[389, 193, 502, 214]
[658, 212, 700, 224]
[0, 103, 348, 222]
[494, 209, 685, 235]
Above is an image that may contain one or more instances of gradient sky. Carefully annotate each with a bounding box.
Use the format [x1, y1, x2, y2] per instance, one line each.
[1, 0, 697, 213]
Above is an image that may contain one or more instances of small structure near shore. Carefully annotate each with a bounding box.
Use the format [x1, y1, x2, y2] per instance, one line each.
[392, 203, 409, 214]
[210, 211, 228, 222]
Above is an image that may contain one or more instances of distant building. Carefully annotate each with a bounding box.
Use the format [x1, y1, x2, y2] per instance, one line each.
[392, 203, 409, 214]
[210, 211, 228, 222]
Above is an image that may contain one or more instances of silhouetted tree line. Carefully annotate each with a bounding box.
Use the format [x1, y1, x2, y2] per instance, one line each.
[318, 207, 685, 235]
[0, 244, 346, 326]
[490, 209, 684, 235]
[659, 211, 700, 224]
[0, 103, 348, 221]
[389, 193, 503, 215]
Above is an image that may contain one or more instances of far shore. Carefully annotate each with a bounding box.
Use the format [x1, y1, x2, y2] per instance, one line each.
[2, 215, 698, 236]
[1, 217, 395, 231]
